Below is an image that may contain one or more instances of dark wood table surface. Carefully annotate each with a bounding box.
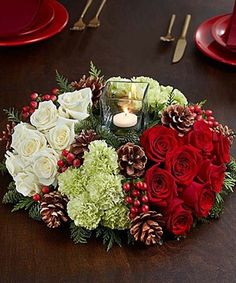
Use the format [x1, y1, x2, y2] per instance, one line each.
[1, 0, 236, 282]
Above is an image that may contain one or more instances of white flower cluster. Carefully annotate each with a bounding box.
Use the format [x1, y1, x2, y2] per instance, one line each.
[5, 88, 92, 197]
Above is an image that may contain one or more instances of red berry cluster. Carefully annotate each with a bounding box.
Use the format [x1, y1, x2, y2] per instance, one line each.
[189, 104, 219, 129]
[32, 186, 51, 202]
[21, 87, 60, 121]
[122, 180, 149, 220]
[57, 149, 81, 173]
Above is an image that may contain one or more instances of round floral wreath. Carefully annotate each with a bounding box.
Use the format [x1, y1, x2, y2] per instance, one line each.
[1, 62, 235, 250]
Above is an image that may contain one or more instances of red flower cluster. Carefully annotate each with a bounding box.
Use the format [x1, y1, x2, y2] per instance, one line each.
[140, 120, 230, 236]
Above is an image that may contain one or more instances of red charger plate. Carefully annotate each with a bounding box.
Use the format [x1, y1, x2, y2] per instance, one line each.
[19, 0, 55, 36]
[0, 0, 68, 47]
[0, 0, 42, 37]
[195, 15, 236, 66]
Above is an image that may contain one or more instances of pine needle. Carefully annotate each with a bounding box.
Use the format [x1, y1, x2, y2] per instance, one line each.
[55, 70, 74, 93]
[0, 160, 7, 175]
[70, 222, 92, 244]
[3, 108, 21, 123]
[89, 61, 103, 79]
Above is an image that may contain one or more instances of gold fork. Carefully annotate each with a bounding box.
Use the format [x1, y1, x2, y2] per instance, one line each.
[87, 0, 107, 28]
[70, 0, 93, 31]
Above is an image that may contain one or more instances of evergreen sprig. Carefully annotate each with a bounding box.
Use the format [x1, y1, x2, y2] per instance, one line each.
[117, 131, 140, 145]
[2, 190, 23, 204]
[0, 160, 7, 175]
[28, 202, 41, 221]
[55, 70, 74, 93]
[3, 108, 21, 123]
[70, 222, 92, 244]
[198, 99, 207, 107]
[166, 90, 175, 106]
[11, 197, 34, 212]
[96, 226, 122, 251]
[89, 61, 103, 79]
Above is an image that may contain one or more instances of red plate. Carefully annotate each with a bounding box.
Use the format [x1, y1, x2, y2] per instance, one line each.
[19, 0, 55, 36]
[0, 0, 42, 37]
[195, 15, 236, 66]
[211, 14, 236, 52]
[0, 0, 68, 47]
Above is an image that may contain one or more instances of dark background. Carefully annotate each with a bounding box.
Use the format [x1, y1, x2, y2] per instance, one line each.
[0, 0, 236, 282]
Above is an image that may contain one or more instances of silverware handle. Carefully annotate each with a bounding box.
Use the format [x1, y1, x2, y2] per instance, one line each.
[96, 0, 107, 18]
[181, 14, 191, 38]
[81, 0, 93, 19]
[167, 14, 176, 35]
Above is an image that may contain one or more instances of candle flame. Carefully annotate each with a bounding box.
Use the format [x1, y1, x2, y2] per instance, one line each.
[123, 107, 129, 114]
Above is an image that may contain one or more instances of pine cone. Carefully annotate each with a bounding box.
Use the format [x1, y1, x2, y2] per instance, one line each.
[161, 105, 195, 137]
[0, 122, 15, 150]
[70, 129, 98, 158]
[40, 191, 69, 228]
[71, 75, 105, 107]
[117, 142, 147, 177]
[130, 211, 165, 245]
[215, 124, 235, 145]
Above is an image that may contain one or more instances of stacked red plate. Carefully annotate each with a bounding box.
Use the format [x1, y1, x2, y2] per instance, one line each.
[0, 0, 69, 47]
[195, 14, 236, 66]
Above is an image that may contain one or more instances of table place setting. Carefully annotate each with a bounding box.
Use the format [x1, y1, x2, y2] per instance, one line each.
[0, 0, 68, 46]
[70, 0, 107, 31]
[195, 0, 236, 66]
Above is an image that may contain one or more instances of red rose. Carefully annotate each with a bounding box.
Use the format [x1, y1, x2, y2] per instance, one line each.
[186, 120, 213, 156]
[140, 125, 179, 164]
[165, 145, 202, 186]
[145, 165, 177, 207]
[212, 131, 230, 165]
[197, 160, 226, 193]
[182, 182, 215, 218]
[164, 198, 193, 236]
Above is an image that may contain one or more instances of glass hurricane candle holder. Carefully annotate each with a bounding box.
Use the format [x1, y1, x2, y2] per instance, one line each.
[100, 80, 149, 136]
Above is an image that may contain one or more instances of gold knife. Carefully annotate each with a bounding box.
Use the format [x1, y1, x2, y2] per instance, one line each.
[172, 14, 191, 63]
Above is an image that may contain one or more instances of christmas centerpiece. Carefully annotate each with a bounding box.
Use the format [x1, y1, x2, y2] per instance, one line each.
[1, 62, 236, 250]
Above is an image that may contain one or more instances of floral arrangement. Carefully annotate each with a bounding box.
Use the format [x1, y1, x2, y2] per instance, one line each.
[1, 62, 236, 250]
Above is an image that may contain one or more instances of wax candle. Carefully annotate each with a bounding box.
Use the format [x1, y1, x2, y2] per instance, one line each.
[113, 110, 137, 128]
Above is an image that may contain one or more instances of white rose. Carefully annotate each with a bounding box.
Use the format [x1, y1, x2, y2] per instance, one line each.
[15, 169, 40, 197]
[5, 151, 25, 178]
[58, 88, 92, 121]
[11, 123, 47, 160]
[11, 123, 35, 151]
[32, 148, 59, 186]
[46, 117, 76, 151]
[30, 101, 58, 131]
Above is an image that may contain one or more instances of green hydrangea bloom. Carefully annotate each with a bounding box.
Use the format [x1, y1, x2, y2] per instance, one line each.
[58, 167, 86, 198]
[86, 173, 123, 210]
[67, 193, 102, 230]
[171, 88, 188, 105]
[83, 140, 118, 175]
[102, 204, 130, 230]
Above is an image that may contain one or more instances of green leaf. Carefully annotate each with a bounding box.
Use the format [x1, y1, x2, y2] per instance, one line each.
[95, 226, 122, 251]
[11, 197, 34, 212]
[70, 221, 92, 244]
[166, 90, 175, 106]
[2, 189, 23, 204]
[0, 160, 7, 175]
[8, 181, 16, 191]
[3, 108, 21, 123]
[198, 99, 207, 107]
[28, 202, 41, 221]
[127, 230, 135, 246]
[55, 70, 74, 93]
[89, 61, 103, 79]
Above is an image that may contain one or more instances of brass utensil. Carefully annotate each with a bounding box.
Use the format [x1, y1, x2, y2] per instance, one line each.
[87, 0, 107, 28]
[70, 0, 93, 31]
[172, 14, 191, 63]
[160, 14, 176, 42]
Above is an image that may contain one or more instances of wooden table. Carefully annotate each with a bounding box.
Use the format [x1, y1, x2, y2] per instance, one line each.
[0, 0, 236, 282]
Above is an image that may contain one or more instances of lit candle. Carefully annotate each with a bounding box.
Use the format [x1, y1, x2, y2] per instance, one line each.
[113, 108, 137, 128]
